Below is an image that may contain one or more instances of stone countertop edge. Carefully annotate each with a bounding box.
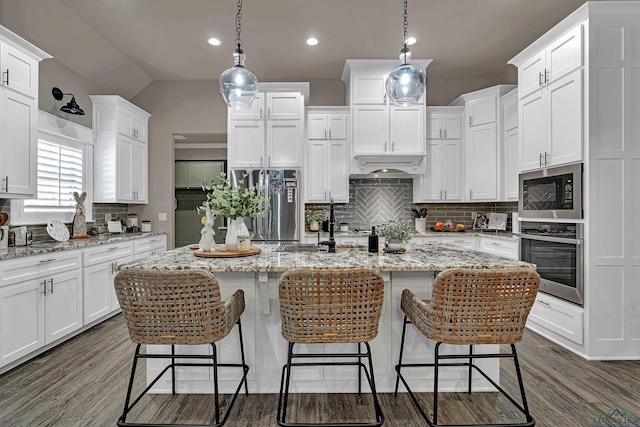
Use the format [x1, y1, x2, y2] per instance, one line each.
[118, 243, 535, 273]
[305, 230, 518, 240]
[0, 232, 167, 261]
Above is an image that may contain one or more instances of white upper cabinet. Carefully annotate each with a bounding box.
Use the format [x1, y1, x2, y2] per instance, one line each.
[450, 85, 516, 202]
[305, 108, 349, 203]
[90, 95, 151, 204]
[227, 91, 304, 169]
[501, 89, 519, 201]
[415, 107, 463, 203]
[519, 25, 583, 99]
[467, 95, 497, 127]
[352, 104, 425, 154]
[428, 113, 462, 140]
[515, 24, 584, 172]
[467, 122, 498, 200]
[307, 114, 348, 140]
[519, 66, 583, 171]
[342, 59, 432, 159]
[0, 26, 50, 199]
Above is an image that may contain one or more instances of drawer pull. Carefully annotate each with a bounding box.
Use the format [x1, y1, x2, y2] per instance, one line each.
[39, 259, 57, 264]
[537, 299, 550, 306]
[108, 247, 119, 251]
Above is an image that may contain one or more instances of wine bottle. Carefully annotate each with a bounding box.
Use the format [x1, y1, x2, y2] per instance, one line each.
[368, 226, 379, 253]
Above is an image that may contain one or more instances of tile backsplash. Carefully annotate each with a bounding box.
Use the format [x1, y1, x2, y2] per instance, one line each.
[306, 178, 518, 231]
[0, 200, 129, 242]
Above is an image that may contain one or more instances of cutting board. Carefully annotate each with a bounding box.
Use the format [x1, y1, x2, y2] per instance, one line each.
[194, 246, 261, 258]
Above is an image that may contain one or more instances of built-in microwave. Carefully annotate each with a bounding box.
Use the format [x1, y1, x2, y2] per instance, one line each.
[518, 163, 582, 219]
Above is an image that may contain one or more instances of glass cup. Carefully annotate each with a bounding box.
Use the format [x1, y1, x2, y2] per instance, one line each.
[237, 235, 251, 252]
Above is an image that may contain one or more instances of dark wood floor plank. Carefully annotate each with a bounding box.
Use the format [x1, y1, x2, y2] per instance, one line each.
[1, 314, 640, 426]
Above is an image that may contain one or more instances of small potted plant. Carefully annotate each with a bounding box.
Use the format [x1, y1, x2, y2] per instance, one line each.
[379, 219, 412, 250]
[306, 210, 324, 232]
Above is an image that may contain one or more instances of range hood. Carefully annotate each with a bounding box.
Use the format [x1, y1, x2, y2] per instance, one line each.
[350, 154, 427, 176]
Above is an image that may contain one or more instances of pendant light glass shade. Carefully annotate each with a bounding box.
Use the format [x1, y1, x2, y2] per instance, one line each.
[386, 49, 426, 107]
[219, 0, 258, 109]
[219, 50, 258, 109]
[386, 0, 426, 107]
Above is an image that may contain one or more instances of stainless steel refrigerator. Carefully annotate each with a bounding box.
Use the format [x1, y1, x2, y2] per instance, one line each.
[229, 169, 299, 242]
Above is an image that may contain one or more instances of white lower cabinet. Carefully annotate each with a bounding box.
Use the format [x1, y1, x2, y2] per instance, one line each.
[478, 236, 519, 260]
[82, 242, 133, 324]
[443, 236, 477, 250]
[527, 294, 583, 345]
[133, 235, 167, 260]
[0, 251, 82, 369]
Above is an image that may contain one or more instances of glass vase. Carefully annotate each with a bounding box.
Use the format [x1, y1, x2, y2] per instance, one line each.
[226, 217, 249, 250]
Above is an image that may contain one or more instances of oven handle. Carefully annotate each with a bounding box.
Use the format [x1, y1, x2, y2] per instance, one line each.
[519, 233, 582, 245]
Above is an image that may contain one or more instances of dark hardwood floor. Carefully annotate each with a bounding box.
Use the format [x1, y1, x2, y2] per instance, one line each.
[1, 314, 639, 426]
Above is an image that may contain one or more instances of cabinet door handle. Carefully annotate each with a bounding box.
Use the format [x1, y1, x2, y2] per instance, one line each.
[539, 153, 543, 167]
[2, 176, 8, 192]
[329, 129, 331, 139]
[324, 190, 327, 199]
[469, 189, 473, 199]
[383, 93, 387, 105]
[49, 278, 54, 294]
[260, 156, 263, 167]
[260, 108, 263, 119]
[384, 142, 388, 152]
[545, 151, 549, 166]
[545, 69, 549, 84]
[2, 69, 8, 85]
[444, 129, 447, 138]
[439, 129, 442, 138]
[41, 279, 47, 295]
[469, 116, 472, 126]
[444, 190, 447, 199]
[328, 190, 331, 199]
[324, 129, 327, 138]
[440, 190, 443, 199]
[392, 141, 395, 152]
[539, 72, 544, 86]
[268, 156, 271, 167]
[268, 108, 271, 118]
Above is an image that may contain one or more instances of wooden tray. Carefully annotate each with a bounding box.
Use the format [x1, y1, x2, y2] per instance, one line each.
[194, 246, 261, 258]
[383, 247, 406, 254]
[431, 227, 468, 232]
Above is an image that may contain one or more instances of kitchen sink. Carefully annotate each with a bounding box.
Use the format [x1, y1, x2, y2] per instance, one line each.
[275, 244, 323, 252]
[275, 244, 368, 253]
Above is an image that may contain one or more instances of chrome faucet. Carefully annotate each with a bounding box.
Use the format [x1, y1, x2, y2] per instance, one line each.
[318, 198, 336, 253]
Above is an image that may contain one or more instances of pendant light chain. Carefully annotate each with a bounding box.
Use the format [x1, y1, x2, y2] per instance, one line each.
[235, 0, 243, 51]
[403, 0, 409, 49]
[402, 0, 409, 64]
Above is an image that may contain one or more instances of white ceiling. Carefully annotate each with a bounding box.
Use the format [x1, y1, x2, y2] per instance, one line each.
[0, 0, 598, 101]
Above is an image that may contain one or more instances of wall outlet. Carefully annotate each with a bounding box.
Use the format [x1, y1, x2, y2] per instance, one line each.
[105, 213, 112, 222]
[158, 212, 167, 222]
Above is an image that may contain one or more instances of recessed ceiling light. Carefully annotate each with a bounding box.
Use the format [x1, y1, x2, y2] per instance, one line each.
[405, 37, 417, 46]
[306, 37, 319, 46]
[207, 38, 221, 46]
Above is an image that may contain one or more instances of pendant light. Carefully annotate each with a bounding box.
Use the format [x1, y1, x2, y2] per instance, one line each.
[219, 0, 258, 109]
[385, 0, 426, 107]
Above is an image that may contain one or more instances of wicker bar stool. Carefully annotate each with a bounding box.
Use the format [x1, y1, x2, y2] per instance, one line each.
[394, 268, 540, 427]
[277, 267, 385, 427]
[114, 268, 249, 427]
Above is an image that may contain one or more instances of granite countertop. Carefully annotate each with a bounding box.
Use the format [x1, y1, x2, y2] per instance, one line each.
[305, 230, 517, 241]
[0, 232, 166, 261]
[119, 243, 534, 273]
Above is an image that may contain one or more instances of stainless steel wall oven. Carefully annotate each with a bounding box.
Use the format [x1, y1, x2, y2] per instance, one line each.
[520, 221, 584, 306]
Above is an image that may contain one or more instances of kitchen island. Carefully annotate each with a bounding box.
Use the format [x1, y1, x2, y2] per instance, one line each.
[120, 243, 534, 394]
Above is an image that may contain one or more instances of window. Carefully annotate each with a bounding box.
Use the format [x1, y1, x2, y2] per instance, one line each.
[11, 111, 93, 225]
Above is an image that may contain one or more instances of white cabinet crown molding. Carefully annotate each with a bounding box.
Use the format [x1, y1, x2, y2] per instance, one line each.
[0, 25, 51, 61]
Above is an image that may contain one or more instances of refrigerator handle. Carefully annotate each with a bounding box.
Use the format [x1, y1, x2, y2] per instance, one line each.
[265, 171, 272, 238]
[257, 170, 265, 238]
